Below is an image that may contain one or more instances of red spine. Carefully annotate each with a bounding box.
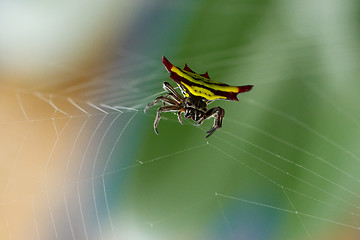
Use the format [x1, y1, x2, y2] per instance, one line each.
[162, 56, 173, 73]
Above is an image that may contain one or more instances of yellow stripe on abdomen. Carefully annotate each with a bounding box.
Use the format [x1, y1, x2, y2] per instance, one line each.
[171, 66, 239, 93]
[180, 82, 227, 101]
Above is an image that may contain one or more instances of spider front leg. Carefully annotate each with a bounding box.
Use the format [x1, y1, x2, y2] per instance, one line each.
[163, 82, 182, 102]
[144, 96, 179, 113]
[153, 105, 183, 135]
[200, 106, 225, 138]
[177, 109, 184, 124]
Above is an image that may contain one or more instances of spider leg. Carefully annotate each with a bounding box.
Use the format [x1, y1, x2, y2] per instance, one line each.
[177, 109, 184, 124]
[154, 105, 182, 135]
[144, 96, 179, 113]
[164, 92, 182, 104]
[163, 82, 183, 102]
[194, 115, 205, 126]
[200, 106, 225, 138]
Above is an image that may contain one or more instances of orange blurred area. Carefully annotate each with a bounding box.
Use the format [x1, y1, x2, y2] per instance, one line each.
[0, 1, 142, 239]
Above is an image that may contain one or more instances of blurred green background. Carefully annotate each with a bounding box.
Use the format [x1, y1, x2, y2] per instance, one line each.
[114, 0, 360, 239]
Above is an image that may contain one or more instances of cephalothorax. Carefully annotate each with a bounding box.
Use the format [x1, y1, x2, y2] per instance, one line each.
[144, 56, 253, 138]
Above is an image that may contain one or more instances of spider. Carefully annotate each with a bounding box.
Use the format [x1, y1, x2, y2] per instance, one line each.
[144, 56, 253, 138]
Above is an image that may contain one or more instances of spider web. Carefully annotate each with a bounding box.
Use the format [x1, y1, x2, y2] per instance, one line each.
[1, 1, 360, 240]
